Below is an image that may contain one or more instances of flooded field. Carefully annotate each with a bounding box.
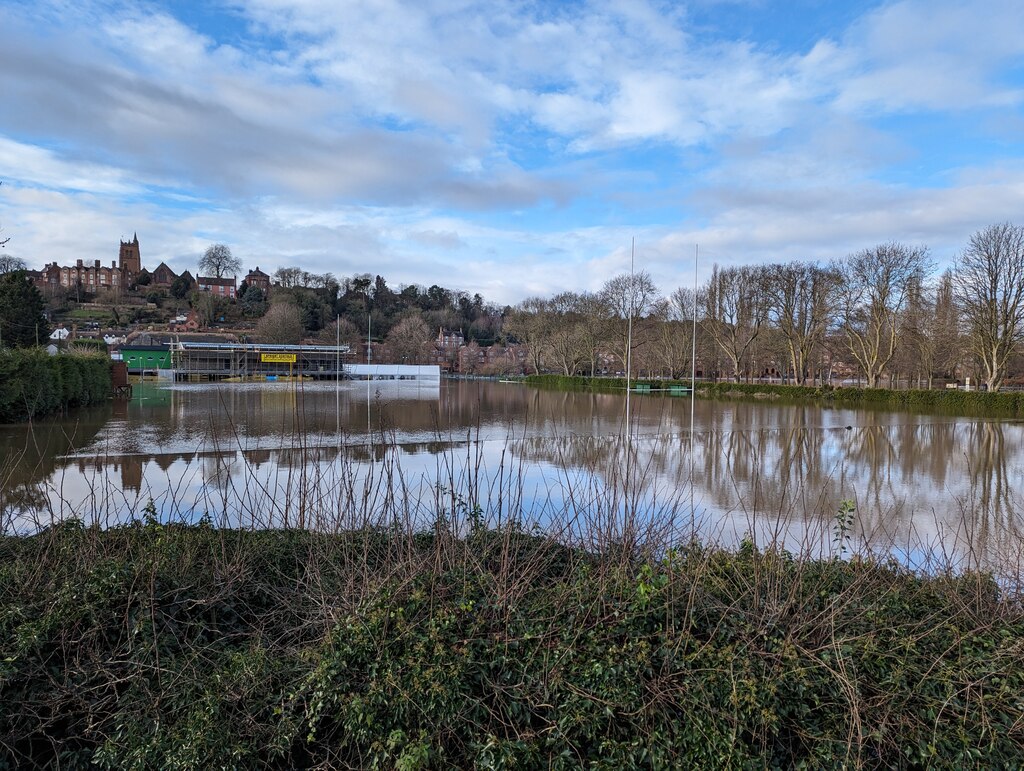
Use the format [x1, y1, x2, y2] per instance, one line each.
[2, 379, 1022, 573]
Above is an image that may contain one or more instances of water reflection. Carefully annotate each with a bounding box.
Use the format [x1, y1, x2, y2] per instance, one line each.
[1, 381, 1022, 572]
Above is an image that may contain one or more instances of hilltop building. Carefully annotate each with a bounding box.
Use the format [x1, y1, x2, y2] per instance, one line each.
[119, 233, 141, 275]
[197, 275, 237, 298]
[151, 262, 178, 287]
[57, 259, 125, 291]
[243, 267, 271, 294]
[37, 233, 144, 292]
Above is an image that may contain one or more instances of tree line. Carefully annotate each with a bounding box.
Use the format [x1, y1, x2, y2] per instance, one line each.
[244, 267, 506, 360]
[9, 223, 1024, 390]
[506, 223, 1024, 391]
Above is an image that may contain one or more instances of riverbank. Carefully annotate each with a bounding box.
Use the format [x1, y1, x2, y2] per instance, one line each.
[524, 374, 1024, 415]
[2, 521, 1021, 768]
[0, 348, 112, 423]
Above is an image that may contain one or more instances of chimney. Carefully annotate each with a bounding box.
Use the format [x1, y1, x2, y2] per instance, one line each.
[77, 259, 83, 267]
[95, 259, 101, 268]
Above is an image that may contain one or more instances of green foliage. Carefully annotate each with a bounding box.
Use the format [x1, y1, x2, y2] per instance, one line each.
[0, 525, 1021, 768]
[0, 349, 111, 422]
[169, 275, 192, 300]
[525, 374, 649, 392]
[0, 270, 49, 348]
[238, 284, 268, 318]
[833, 499, 856, 556]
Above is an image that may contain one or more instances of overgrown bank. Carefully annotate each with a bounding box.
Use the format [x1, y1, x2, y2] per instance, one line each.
[524, 374, 1024, 415]
[2, 522, 1022, 769]
[0, 349, 111, 423]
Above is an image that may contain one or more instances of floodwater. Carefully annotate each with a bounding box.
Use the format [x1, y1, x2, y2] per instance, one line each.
[2, 380, 1022, 571]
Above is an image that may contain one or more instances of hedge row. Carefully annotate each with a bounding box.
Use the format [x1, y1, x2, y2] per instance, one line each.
[0, 348, 112, 423]
[1, 523, 1022, 769]
[524, 374, 1024, 415]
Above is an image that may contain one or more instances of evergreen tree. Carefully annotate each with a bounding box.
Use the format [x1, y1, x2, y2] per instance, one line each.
[0, 270, 49, 348]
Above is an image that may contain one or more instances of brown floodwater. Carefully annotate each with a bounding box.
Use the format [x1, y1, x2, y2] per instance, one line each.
[1, 379, 1022, 571]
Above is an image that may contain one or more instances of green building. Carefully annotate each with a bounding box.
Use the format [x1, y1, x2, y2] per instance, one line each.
[121, 345, 172, 372]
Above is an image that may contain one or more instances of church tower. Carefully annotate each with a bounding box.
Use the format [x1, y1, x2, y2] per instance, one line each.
[119, 233, 141, 276]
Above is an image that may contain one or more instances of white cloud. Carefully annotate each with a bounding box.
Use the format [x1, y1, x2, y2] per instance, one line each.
[3, 0, 1024, 306]
[0, 137, 144, 195]
[831, 0, 1024, 113]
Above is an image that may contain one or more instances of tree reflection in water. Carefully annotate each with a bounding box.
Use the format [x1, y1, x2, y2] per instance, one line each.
[1, 381, 1022, 575]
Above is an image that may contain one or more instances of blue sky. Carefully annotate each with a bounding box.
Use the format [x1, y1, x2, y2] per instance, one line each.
[1, 0, 1023, 303]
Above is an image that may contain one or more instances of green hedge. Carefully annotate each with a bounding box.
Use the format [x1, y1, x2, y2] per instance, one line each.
[1, 523, 1022, 768]
[524, 375, 1024, 415]
[524, 374, 651, 392]
[0, 349, 111, 423]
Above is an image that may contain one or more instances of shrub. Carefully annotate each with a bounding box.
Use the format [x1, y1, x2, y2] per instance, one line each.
[1, 525, 1021, 768]
[0, 349, 111, 422]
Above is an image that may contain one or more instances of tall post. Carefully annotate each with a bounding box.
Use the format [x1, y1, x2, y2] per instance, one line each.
[625, 237, 634, 438]
[690, 243, 699, 516]
[336, 314, 341, 442]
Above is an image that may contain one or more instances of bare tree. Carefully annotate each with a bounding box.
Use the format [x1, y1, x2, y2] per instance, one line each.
[385, 313, 432, 364]
[504, 297, 552, 375]
[318, 317, 361, 349]
[764, 262, 839, 385]
[274, 266, 305, 288]
[199, 243, 241, 279]
[256, 303, 304, 344]
[648, 289, 695, 379]
[838, 243, 930, 388]
[575, 292, 611, 376]
[894, 274, 936, 389]
[544, 292, 593, 376]
[954, 223, 1024, 391]
[0, 254, 27, 274]
[599, 271, 660, 375]
[932, 270, 964, 381]
[702, 264, 769, 382]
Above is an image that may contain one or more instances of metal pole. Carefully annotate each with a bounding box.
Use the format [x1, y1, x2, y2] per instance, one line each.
[336, 314, 341, 443]
[625, 237, 634, 438]
[690, 243, 698, 517]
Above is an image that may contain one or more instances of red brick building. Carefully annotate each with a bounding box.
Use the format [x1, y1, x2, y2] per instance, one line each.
[119, 233, 141, 275]
[39, 234, 143, 293]
[151, 261, 178, 286]
[243, 267, 271, 293]
[197, 275, 237, 298]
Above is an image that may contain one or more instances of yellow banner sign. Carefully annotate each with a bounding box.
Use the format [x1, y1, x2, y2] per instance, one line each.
[261, 353, 296, 363]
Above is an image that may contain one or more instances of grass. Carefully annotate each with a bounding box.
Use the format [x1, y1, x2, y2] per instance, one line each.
[61, 308, 116, 324]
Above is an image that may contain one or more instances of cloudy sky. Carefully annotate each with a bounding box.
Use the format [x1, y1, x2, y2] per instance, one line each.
[2, 0, 1023, 303]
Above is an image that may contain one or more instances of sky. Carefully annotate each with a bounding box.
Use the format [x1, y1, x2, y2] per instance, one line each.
[1, 0, 1024, 304]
